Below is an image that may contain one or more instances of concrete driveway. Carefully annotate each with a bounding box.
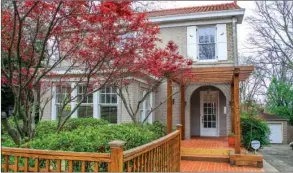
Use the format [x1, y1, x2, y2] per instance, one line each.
[260, 144, 293, 172]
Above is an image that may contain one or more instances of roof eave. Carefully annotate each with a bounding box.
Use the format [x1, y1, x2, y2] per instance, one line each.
[149, 8, 245, 24]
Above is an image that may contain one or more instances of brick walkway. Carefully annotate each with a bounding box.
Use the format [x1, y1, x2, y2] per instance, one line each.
[181, 161, 264, 172]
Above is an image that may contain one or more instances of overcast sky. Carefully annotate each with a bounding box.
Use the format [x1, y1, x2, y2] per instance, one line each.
[156, 1, 256, 56]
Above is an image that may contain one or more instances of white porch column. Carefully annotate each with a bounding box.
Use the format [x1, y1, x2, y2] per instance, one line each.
[51, 84, 57, 120]
[93, 91, 100, 119]
[71, 83, 78, 118]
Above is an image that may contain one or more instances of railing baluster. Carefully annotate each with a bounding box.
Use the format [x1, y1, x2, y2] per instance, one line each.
[4, 155, 9, 172]
[94, 162, 99, 172]
[56, 160, 61, 172]
[81, 161, 86, 172]
[45, 159, 50, 172]
[14, 156, 18, 172]
[68, 160, 73, 172]
[35, 158, 39, 172]
[24, 157, 28, 172]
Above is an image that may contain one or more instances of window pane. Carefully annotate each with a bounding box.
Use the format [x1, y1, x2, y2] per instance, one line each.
[212, 122, 216, 128]
[78, 106, 93, 118]
[99, 94, 105, 103]
[199, 44, 215, 60]
[100, 106, 117, 123]
[56, 105, 71, 118]
[198, 27, 216, 60]
[106, 94, 111, 103]
[111, 94, 117, 104]
[88, 94, 93, 103]
[198, 27, 215, 43]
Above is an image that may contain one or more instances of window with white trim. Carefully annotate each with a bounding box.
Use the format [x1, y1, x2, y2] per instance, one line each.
[139, 90, 152, 123]
[77, 85, 93, 118]
[99, 87, 117, 123]
[56, 85, 71, 118]
[198, 27, 216, 60]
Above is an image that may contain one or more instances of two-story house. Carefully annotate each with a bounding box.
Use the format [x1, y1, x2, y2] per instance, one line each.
[148, 2, 254, 141]
[41, 2, 253, 145]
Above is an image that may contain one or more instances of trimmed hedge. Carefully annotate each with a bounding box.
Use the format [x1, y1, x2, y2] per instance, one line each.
[240, 114, 270, 150]
[1, 119, 166, 172]
[2, 118, 166, 152]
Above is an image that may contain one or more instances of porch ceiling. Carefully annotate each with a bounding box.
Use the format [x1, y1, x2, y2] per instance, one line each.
[179, 65, 254, 84]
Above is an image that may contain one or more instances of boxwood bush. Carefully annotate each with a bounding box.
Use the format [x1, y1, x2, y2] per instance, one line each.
[2, 118, 166, 172]
[2, 118, 165, 151]
[240, 113, 270, 150]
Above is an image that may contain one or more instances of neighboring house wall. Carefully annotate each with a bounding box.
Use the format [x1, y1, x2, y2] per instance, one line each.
[287, 125, 293, 144]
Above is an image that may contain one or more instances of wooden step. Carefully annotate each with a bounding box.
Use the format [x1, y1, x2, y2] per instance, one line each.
[181, 148, 231, 156]
[181, 154, 230, 163]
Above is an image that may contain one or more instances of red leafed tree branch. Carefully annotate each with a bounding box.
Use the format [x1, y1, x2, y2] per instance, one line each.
[1, 1, 194, 144]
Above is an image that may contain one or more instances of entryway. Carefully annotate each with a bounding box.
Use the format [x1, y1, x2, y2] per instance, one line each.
[200, 91, 219, 136]
[190, 86, 227, 137]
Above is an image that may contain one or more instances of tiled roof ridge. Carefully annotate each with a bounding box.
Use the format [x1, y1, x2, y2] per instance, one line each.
[147, 2, 240, 14]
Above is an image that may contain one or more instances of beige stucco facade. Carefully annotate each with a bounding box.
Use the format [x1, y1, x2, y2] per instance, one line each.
[40, 8, 242, 139]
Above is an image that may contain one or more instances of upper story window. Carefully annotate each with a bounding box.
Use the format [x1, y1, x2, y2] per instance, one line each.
[198, 27, 216, 60]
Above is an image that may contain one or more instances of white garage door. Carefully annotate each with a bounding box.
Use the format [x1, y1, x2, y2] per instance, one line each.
[268, 123, 283, 143]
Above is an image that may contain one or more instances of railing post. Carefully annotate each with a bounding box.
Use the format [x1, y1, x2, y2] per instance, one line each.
[109, 140, 125, 172]
[176, 124, 182, 172]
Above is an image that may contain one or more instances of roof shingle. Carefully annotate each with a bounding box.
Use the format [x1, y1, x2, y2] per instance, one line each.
[260, 112, 288, 121]
[147, 2, 241, 17]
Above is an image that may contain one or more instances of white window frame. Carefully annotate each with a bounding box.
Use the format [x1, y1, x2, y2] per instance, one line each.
[54, 84, 71, 118]
[197, 26, 217, 62]
[77, 85, 94, 118]
[139, 90, 153, 124]
[98, 87, 118, 123]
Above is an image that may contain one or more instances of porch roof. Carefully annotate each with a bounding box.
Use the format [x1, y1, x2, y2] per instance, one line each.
[176, 65, 254, 84]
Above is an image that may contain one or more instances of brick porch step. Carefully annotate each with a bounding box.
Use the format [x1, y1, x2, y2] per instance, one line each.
[181, 148, 231, 156]
[181, 148, 232, 163]
[181, 155, 230, 163]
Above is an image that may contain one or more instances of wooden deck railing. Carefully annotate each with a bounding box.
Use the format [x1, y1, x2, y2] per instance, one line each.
[1, 124, 182, 172]
[123, 125, 181, 172]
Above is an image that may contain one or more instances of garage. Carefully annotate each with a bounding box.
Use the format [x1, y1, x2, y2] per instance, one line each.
[268, 123, 283, 143]
[260, 112, 288, 144]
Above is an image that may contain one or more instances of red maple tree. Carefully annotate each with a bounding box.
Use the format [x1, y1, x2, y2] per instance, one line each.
[1, 1, 193, 144]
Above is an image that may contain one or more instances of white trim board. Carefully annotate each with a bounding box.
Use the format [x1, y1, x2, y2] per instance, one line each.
[158, 18, 234, 29]
[150, 9, 245, 24]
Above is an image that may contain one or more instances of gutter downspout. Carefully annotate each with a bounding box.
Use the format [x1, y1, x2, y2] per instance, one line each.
[232, 17, 238, 66]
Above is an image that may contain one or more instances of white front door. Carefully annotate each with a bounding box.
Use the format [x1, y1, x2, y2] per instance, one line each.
[200, 91, 219, 137]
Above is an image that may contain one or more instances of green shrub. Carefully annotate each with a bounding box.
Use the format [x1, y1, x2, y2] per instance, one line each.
[28, 123, 158, 152]
[241, 114, 270, 150]
[63, 118, 109, 131]
[144, 121, 166, 138]
[35, 118, 109, 137]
